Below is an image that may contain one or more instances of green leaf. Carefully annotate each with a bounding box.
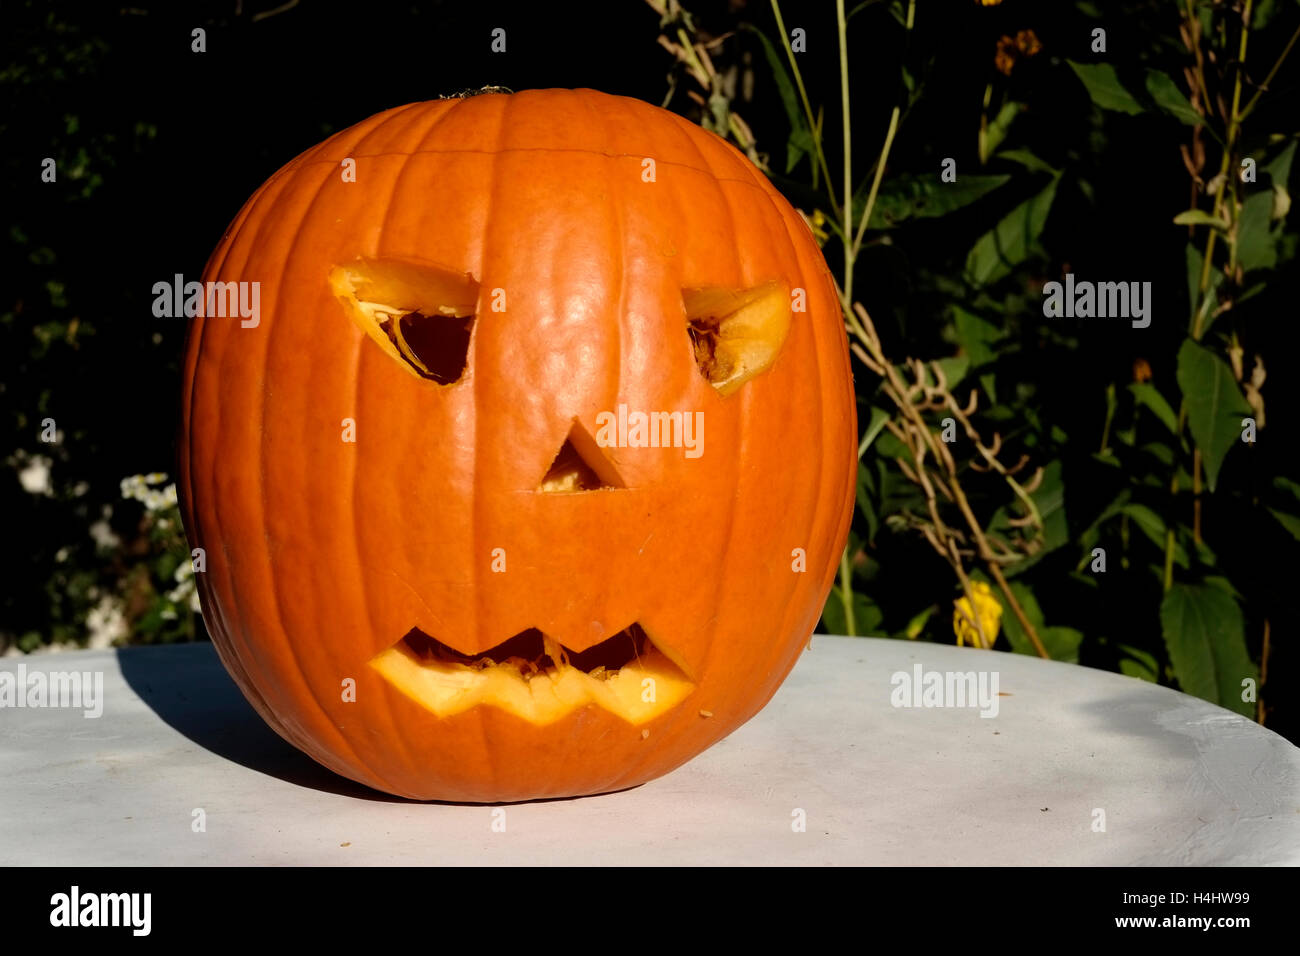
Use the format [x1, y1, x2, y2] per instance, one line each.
[996, 579, 1041, 656]
[1236, 191, 1278, 271]
[786, 127, 815, 175]
[859, 173, 1011, 229]
[873, 428, 909, 461]
[855, 461, 879, 541]
[1067, 61, 1144, 115]
[996, 149, 1060, 176]
[858, 406, 890, 458]
[1140, 442, 1175, 467]
[1203, 575, 1242, 599]
[981, 101, 1020, 163]
[1079, 487, 1131, 544]
[1275, 476, 1300, 500]
[820, 589, 882, 636]
[1254, 0, 1283, 28]
[952, 306, 1002, 369]
[1176, 340, 1251, 492]
[741, 25, 809, 155]
[932, 355, 970, 390]
[1039, 627, 1083, 664]
[1144, 70, 1202, 126]
[993, 582, 1079, 661]
[1187, 240, 1227, 335]
[1031, 459, 1068, 557]
[1128, 383, 1179, 435]
[1268, 508, 1300, 542]
[1120, 503, 1187, 566]
[1092, 450, 1122, 467]
[1173, 209, 1229, 229]
[1264, 140, 1295, 220]
[1117, 643, 1159, 682]
[901, 605, 935, 640]
[964, 176, 1060, 285]
[1159, 584, 1256, 716]
[993, 460, 1067, 577]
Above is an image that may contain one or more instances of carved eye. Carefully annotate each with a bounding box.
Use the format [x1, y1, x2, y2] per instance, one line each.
[330, 258, 479, 385]
[683, 280, 791, 396]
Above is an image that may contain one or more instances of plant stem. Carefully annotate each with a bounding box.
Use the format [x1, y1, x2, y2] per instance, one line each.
[1169, 1, 1253, 583]
[988, 562, 1049, 659]
[853, 108, 899, 261]
[838, 0, 915, 308]
[839, 546, 857, 636]
[770, 0, 838, 210]
[1240, 21, 1300, 121]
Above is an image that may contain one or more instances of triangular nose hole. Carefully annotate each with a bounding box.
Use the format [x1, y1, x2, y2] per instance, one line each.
[538, 421, 625, 493]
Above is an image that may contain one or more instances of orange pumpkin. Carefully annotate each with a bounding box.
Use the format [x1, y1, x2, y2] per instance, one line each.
[179, 89, 855, 802]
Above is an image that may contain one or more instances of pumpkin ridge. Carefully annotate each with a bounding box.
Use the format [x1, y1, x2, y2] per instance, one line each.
[285, 147, 774, 188]
[197, 169, 306, 749]
[228, 161, 368, 771]
[650, 106, 753, 710]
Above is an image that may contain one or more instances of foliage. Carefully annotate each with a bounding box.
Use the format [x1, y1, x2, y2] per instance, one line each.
[648, 0, 1299, 731]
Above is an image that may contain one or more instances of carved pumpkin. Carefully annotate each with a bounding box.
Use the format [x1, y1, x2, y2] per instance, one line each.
[179, 89, 855, 802]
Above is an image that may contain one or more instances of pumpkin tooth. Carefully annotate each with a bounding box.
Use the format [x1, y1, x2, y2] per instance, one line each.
[542, 632, 569, 669]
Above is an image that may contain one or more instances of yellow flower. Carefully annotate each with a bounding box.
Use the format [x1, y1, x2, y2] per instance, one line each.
[1015, 29, 1042, 56]
[995, 28, 1043, 76]
[953, 581, 1003, 648]
[977, 0, 1003, 6]
[806, 208, 830, 246]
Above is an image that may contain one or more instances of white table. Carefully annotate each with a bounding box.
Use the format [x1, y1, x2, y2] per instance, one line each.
[2, 636, 1296, 865]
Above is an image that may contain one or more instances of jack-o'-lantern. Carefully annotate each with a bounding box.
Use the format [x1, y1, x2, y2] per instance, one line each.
[179, 89, 855, 802]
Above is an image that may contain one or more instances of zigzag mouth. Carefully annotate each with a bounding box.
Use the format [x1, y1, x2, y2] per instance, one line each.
[369, 623, 696, 725]
[397, 624, 655, 679]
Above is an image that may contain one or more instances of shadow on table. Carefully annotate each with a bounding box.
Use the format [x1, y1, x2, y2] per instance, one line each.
[115, 643, 406, 803]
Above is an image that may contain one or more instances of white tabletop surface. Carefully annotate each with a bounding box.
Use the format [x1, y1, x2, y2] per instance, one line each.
[1, 636, 1296, 865]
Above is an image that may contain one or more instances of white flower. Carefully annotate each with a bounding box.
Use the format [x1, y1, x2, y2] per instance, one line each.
[167, 562, 201, 614]
[86, 595, 128, 650]
[18, 455, 53, 496]
[89, 518, 121, 551]
[120, 473, 178, 513]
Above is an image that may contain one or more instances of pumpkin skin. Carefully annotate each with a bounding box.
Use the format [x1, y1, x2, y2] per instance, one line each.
[179, 88, 855, 802]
